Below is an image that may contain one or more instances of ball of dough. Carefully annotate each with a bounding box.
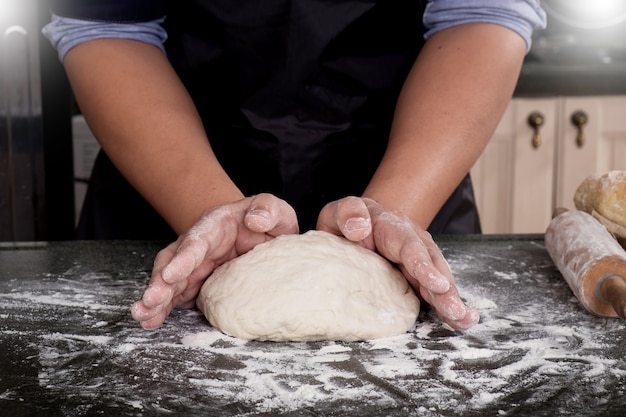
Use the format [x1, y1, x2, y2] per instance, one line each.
[196, 230, 420, 342]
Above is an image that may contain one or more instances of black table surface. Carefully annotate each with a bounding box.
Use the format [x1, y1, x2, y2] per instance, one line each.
[1, 235, 625, 417]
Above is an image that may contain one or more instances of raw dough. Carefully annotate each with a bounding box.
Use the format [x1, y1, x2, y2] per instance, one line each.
[196, 230, 420, 342]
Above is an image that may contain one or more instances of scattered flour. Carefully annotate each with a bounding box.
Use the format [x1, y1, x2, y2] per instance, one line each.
[1, 247, 625, 416]
[493, 271, 518, 281]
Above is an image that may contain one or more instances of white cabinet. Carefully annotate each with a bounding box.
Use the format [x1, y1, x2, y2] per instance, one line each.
[471, 96, 626, 234]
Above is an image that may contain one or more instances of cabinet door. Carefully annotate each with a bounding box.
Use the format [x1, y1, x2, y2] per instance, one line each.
[555, 96, 626, 210]
[471, 98, 556, 234]
[511, 99, 557, 233]
[470, 102, 515, 233]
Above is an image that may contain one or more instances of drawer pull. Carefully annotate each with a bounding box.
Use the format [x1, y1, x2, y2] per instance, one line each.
[527, 111, 544, 149]
[571, 110, 588, 148]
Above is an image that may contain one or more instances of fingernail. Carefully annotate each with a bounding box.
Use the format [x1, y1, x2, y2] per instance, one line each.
[345, 217, 370, 234]
[246, 209, 272, 229]
[454, 308, 480, 331]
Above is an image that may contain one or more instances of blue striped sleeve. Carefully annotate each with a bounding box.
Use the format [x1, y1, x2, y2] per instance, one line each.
[423, 0, 547, 52]
[42, 15, 167, 62]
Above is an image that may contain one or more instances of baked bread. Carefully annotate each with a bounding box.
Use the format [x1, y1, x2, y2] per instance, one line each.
[574, 171, 626, 246]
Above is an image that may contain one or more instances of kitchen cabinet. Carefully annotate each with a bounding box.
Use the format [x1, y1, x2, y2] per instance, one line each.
[0, 0, 74, 241]
[471, 96, 626, 234]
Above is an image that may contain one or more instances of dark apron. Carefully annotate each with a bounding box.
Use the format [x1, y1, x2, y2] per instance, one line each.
[78, 0, 481, 240]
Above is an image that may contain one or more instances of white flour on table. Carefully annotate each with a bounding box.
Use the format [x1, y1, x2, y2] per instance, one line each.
[1, 246, 625, 416]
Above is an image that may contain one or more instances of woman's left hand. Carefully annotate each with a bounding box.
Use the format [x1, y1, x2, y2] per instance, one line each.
[317, 196, 479, 331]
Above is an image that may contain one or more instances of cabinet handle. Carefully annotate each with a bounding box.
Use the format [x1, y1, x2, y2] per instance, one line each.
[571, 110, 588, 148]
[527, 111, 544, 149]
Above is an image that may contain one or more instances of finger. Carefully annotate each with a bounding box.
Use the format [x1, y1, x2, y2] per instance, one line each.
[131, 267, 199, 325]
[317, 197, 372, 242]
[381, 231, 451, 294]
[130, 300, 150, 322]
[413, 231, 479, 329]
[151, 241, 178, 278]
[418, 285, 480, 330]
[130, 299, 167, 324]
[140, 313, 169, 330]
[132, 301, 174, 330]
[141, 277, 174, 308]
[245, 193, 299, 235]
[163, 202, 246, 285]
[424, 287, 467, 321]
[450, 307, 480, 331]
[161, 229, 213, 284]
[336, 197, 372, 241]
[438, 305, 480, 331]
[418, 229, 454, 282]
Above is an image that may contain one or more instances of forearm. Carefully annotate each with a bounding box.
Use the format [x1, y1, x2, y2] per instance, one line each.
[63, 39, 243, 234]
[363, 23, 526, 230]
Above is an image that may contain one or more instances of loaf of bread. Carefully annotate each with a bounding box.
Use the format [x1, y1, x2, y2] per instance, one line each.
[574, 171, 626, 245]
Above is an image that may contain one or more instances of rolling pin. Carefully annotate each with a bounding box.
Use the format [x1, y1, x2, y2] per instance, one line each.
[545, 208, 626, 319]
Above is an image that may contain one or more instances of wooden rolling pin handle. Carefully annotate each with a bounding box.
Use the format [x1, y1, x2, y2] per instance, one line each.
[596, 273, 626, 319]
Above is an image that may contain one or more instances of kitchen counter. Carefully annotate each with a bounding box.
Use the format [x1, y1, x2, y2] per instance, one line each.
[1, 236, 625, 416]
[515, 62, 626, 96]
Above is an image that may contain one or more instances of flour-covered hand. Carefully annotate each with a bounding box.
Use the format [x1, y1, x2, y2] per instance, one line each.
[317, 197, 479, 331]
[130, 193, 298, 329]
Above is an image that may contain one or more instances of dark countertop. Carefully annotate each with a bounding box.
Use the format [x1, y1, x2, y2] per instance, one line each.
[1, 236, 625, 416]
[515, 62, 626, 97]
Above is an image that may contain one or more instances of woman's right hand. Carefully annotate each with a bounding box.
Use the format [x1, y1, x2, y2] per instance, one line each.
[130, 193, 299, 329]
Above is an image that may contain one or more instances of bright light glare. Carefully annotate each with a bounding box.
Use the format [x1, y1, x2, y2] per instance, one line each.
[570, 0, 623, 20]
[0, 2, 18, 20]
[546, 0, 626, 29]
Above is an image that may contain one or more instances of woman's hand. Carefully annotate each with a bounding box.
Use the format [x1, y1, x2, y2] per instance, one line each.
[131, 193, 298, 329]
[317, 196, 479, 331]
